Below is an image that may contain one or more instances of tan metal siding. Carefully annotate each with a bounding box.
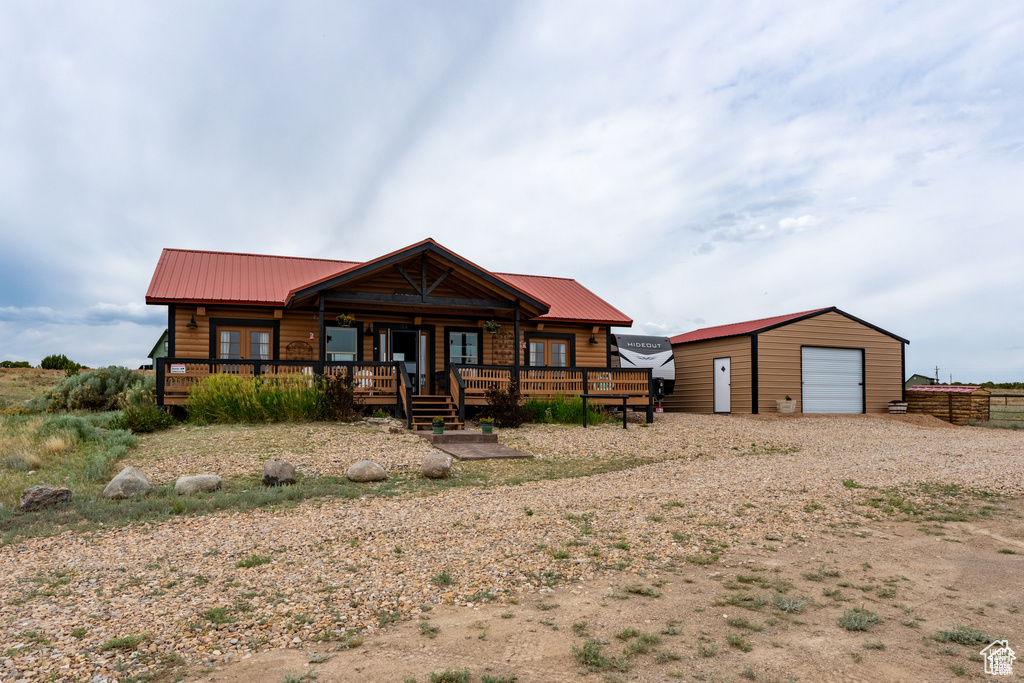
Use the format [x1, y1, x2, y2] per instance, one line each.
[664, 336, 751, 413]
[757, 311, 903, 414]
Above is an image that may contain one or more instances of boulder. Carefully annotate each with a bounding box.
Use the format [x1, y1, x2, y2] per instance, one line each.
[103, 466, 151, 500]
[20, 485, 72, 511]
[421, 452, 452, 479]
[175, 474, 222, 495]
[346, 460, 387, 482]
[262, 459, 296, 486]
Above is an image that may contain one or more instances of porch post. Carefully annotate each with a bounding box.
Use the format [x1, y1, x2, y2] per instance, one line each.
[513, 300, 520, 385]
[318, 297, 325, 370]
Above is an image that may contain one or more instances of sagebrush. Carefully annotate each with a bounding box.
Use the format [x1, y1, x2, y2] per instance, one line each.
[42, 367, 145, 412]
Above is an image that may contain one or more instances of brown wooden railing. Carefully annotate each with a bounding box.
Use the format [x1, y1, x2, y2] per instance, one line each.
[448, 363, 466, 423]
[156, 358, 402, 407]
[454, 365, 653, 420]
[157, 359, 654, 423]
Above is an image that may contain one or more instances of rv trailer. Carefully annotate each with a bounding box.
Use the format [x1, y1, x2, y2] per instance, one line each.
[610, 334, 675, 403]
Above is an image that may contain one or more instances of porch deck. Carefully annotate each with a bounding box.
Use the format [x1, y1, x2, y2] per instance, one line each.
[156, 358, 654, 425]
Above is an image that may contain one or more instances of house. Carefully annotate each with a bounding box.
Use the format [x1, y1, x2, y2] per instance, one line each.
[904, 373, 937, 388]
[143, 329, 169, 369]
[663, 307, 908, 414]
[145, 238, 653, 428]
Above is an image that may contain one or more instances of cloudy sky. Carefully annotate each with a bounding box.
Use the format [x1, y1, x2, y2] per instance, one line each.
[1, 1, 1022, 381]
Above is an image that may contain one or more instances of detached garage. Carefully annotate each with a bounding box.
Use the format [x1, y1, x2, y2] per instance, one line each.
[663, 307, 908, 414]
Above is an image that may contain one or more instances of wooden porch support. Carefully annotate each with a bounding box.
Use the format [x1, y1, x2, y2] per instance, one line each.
[513, 300, 520, 385]
[318, 297, 325, 361]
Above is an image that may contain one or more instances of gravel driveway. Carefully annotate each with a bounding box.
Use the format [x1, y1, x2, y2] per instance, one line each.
[1, 413, 1021, 682]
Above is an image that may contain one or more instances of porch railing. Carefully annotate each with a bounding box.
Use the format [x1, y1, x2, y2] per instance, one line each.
[448, 363, 466, 423]
[453, 364, 654, 421]
[156, 358, 403, 408]
[156, 358, 654, 422]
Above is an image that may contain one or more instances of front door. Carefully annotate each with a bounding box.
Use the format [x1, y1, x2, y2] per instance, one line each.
[713, 357, 731, 413]
[392, 330, 420, 394]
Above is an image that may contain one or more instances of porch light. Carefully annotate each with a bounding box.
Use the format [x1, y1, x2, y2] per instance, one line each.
[588, 335, 597, 344]
[186, 315, 198, 329]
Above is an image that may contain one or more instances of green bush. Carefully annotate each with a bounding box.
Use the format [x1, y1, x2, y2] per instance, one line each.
[484, 380, 532, 428]
[108, 376, 176, 433]
[40, 354, 82, 373]
[524, 394, 614, 425]
[43, 367, 145, 412]
[0, 360, 31, 368]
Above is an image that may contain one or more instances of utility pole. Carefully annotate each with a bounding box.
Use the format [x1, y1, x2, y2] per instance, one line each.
[935, 366, 939, 383]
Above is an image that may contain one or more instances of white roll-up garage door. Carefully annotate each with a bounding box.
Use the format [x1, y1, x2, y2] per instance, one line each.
[801, 347, 863, 413]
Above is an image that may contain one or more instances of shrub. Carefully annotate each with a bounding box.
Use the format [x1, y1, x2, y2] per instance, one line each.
[524, 394, 613, 425]
[934, 624, 994, 645]
[44, 367, 145, 412]
[40, 354, 82, 373]
[109, 375, 176, 433]
[187, 374, 337, 423]
[484, 380, 532, 428]
[0, 360, 31, 368]
[838, 606, 882, 631]
[321, 373, 364, 421]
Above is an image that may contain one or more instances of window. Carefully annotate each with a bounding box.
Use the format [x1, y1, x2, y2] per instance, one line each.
[528, 338, 570, 367]
[449, 332, 479, 365]
[217, 326, 272, 360]
[250, 331, 270, 360]
[220, 330, 240, 359]
[326, 326, 358, 362]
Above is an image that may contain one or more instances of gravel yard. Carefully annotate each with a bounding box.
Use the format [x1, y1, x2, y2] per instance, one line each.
[1, 413, 1022, 682]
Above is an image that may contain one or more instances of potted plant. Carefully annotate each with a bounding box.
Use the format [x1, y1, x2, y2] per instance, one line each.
[479, 417, 494, 434]
[432, 416, 445, 435]
[483, 320, 501, 334]
[776, 395, 796, 414]
[335, 313, 356, 327]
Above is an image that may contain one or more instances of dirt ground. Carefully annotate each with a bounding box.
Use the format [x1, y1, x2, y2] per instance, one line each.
[182, 502, 1024, 683]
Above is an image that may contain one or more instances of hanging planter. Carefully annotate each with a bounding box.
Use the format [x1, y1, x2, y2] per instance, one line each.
[483, 320, 501, 334]
[335, 313, 356, 327]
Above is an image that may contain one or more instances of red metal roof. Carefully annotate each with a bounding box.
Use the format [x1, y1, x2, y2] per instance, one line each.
[906, 385, 984, 394]
[497, 273, 632, 325]
[670, 308, 829, 344]
[146, 249, 359, 306]
[146, 244, 631, 325]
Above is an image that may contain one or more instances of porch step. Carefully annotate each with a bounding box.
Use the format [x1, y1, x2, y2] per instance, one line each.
[409, 395, 463, 431]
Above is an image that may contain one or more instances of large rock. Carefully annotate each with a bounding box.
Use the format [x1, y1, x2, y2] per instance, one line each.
[346, 460, 387, 482]
[20, 485, 72, 511]
[175, 474, 222, 495]
[421, 452, 452, 479]
[103, 466, 151, 500]
[262, 459, 296, 486]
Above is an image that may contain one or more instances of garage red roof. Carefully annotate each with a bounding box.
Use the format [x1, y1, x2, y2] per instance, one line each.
[146, 243, 632, 325]
[670, 309, 829, 344]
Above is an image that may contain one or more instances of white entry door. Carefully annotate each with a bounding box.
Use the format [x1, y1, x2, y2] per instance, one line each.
[713, 357, 731, 413]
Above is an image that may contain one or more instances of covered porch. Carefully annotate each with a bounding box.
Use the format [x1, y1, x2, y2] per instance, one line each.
[155, 358, 654, 429]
